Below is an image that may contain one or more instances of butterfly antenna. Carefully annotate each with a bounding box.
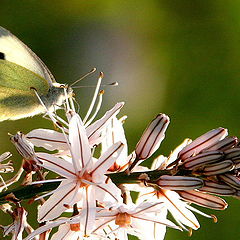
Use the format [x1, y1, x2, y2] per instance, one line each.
[70, 68, 97, 87]
[71, 81, 118, 88]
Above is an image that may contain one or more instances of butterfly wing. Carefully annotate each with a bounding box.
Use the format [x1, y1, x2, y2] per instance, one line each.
[0, 26, 55, 86]
[0, 60, 49, 120]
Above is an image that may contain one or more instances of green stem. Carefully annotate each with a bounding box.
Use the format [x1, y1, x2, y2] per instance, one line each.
[0, 168, 191, 204]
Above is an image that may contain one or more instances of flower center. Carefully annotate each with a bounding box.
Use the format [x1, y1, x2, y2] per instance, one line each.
[115, 212, 132, 227]
[70, 223, 81, 232]
[78, 171, 93, 187]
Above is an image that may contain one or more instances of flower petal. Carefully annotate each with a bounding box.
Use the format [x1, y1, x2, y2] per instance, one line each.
[38, 180, 79, 222]
[86, 102, 124, 146]
[81, 186, 96, 236]
[36, 153, 76, 178]
[26, 129, 68, 151]
[69, 114, 91, 171]
[157, 189, 200, 230]
[91, 142, 124, 176]
[199, 181, 236, 196]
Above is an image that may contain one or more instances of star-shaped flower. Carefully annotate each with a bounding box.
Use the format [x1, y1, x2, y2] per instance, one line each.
[35, 112, 124, 236]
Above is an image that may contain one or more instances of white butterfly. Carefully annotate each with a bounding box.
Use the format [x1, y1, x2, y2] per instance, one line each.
[0, 26, 72, 121]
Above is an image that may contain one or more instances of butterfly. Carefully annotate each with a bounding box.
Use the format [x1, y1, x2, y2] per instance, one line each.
[0, 26, 72, 121]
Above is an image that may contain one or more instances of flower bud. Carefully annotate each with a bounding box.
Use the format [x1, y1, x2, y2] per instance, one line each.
[135, 114, 170, 160]
[218, 174, 240, 190]
[178, 128, 228, 160]
[11, 132, 40, 172]
[177, 190, 228, 210]
[202, 136, 238, 152]
[199, 181, 236, 196]
[183, 151, 224, 170]
[157, 175, 203, 190]
[11, 132, 36, 161]
[224, 148, 240, 159]
[202, 160, 234, 176]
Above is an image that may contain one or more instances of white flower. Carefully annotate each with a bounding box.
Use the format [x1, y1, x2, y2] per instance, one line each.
[34, 113, 124, 236]
[93, 202, 180, 240]
[1, 207, 29, 240]
[26, 102, 124, 151]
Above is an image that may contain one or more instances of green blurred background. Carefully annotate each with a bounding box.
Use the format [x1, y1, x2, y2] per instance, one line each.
[0, 0, 239, 239]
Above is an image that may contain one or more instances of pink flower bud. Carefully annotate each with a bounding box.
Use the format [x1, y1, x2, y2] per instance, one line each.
[177, 190, 228, 210]
[178, 128, 228, 160]
[135, 114, 170, 160]
[199, 181, 236, 196]
[157, 175, 203, 190]
[183, 151, 223, 170]
[202, 160, 234, 176]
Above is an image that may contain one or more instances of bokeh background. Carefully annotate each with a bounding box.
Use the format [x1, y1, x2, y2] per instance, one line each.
[0, 0, 239, 239]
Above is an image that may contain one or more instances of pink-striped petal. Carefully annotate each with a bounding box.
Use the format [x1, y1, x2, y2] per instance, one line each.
[202, 160, 234, 176]
[218, 174, 240, 190]
[38, 180, 79, 222]
[91, 142, 124, 176]
[36, 153, 76, 178]
[69, 114, 91, 171]
[183, 151, 224, 170]
[86, 102, 124, 147]
[81, 186, 96, 236]
[199, 181, 236, 196]
[26, 129, 68, 151]
[157, 189, 200, 230]
[202, 136, 238, 152]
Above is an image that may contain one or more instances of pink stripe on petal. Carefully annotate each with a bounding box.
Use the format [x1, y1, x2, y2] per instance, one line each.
[36, 153, 76, 178]
[27, 129, 68, 151]
[87, 102, 124, 143]
[81, 186, 96, 236]
[91, 142, 124, 175]
[69, 114, 91, 171]
[38, 180, 78, 222]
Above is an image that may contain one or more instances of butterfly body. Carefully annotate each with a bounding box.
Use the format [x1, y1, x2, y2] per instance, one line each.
[0, 27, 72, 121]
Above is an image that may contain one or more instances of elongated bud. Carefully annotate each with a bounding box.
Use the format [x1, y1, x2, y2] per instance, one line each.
[178, 128, 228, 160]
[177, 190, 228, 210]
[224, 148, 240, 159]
[218, 174, 240, 190]
[183, 151, 224, 170]
[234, 159, 240, 169]
[202, 160, 234, 176]
[0, 152, 13, 173]
[11, 132, 36, 161]
[199, 181, 236, 196]
[10, 132, 40, 172]
[157, 175, 203, 190]
[202, 136, 238, 152]
[135, 114, 170, 160]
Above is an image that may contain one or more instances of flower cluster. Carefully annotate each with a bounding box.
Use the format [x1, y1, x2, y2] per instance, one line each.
[0, 94, 239, 240]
